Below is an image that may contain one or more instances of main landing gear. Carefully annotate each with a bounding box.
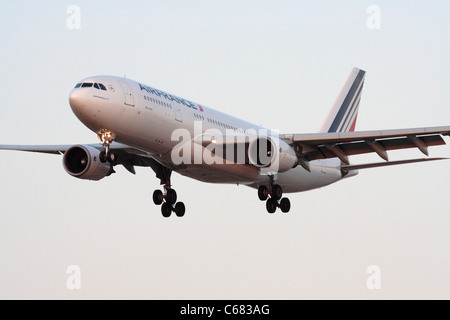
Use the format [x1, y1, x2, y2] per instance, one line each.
[95, 129, 186, 218]
[258, 184, 291, 214]
[152, 185, 186, 218]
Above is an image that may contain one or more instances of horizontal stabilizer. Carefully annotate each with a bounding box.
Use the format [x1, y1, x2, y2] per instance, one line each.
[341, 157, 448, 172]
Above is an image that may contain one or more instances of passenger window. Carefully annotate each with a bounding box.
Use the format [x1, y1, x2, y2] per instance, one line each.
[75, 83, 82, 88]
[81, 83, 93, 88]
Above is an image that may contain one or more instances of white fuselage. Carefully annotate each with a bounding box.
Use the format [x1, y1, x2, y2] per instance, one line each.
[69, 76, 347, 193]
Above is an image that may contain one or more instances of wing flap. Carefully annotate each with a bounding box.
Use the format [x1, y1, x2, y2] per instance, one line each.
[341, 157, 448, 171]
[314, 134, 445, 160]
[282, 126, 450, 162]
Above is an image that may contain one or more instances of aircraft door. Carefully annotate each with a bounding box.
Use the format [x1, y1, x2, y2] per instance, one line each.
[174, 104, 183, 122]
[120, 81, 135, 107]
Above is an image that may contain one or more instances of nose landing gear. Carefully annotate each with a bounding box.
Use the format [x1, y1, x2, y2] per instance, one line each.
[97, 130, 117, 163]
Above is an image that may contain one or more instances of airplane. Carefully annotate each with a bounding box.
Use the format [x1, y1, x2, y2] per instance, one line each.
[1, 67, 449, 217]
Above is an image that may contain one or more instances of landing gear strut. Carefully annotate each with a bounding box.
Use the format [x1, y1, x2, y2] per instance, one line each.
[258, 182, 291, 214]
[94, 130, 186, 217]
[153, 184, 186, 218]
[97, 129, 117, 163]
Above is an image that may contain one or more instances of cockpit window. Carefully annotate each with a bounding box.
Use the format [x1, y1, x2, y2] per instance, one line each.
[75, 82, 108, 90]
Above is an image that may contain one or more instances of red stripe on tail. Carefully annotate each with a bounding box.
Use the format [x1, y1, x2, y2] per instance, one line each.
[349, 114, 358, 132]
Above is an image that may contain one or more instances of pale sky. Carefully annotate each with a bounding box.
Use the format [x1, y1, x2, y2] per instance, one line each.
[0, 1, 449, 299]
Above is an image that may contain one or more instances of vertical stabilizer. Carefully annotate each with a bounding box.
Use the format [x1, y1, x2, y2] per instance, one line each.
[320, 68, 366, 133]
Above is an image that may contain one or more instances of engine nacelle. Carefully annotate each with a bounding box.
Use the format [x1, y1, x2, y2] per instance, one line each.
[63, 145, 112, 181]
[248, 136, 298, 173]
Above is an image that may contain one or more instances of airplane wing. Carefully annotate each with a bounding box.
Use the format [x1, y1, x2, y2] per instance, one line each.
[0, 143, 168, 178]
[0, 144, 73, 155]
[0, 143, 147, 155]
[3, 125, 450, 176]
[281, 126, 450, 165]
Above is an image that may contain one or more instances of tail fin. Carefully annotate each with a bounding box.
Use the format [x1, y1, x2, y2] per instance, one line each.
[320, 68, 366, 133]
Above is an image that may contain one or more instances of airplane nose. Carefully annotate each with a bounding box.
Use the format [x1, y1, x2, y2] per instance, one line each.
[68, 88, 90, 124]
[69, 89, 82, 111]
[68, 82, 115, 131]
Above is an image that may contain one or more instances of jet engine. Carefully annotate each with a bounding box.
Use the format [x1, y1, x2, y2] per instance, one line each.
[247, 136, 298, 173]
[63, 145, 112, 181]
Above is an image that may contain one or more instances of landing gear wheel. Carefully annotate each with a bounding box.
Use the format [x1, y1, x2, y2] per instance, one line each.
[174, 202, 186, 217]
[161, 203, 172, 218]
[99, 151, 107, 163]
[258, 185, 269, 201]
[97, 130, 116, 163]
[107, 152, 118, 164]
[166, 189, 177, 205]
[271, 184, 282, 201]
[266, 198, 277, 214]
[153, 190, 163, 205]
[279, 198, 291, 213]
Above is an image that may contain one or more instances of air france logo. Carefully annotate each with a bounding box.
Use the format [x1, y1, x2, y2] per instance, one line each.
[139, 83, 203, 112]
